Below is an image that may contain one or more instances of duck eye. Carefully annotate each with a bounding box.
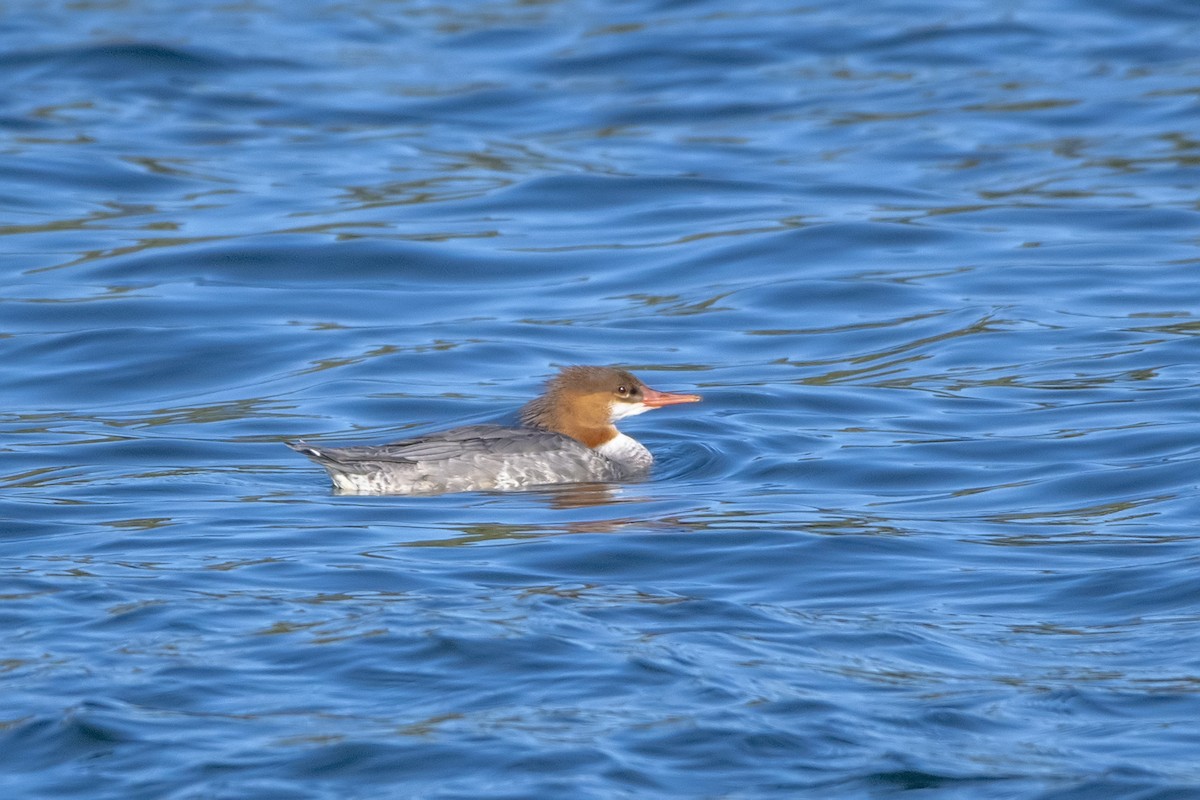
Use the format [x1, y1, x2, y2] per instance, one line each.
[616, 384, 629, 396]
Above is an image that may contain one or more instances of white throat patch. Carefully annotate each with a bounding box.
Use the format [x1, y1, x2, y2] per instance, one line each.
[609, 401, 650, 421]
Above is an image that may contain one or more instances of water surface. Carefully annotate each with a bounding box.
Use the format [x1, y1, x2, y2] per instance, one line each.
[4, 1, 1200, 797]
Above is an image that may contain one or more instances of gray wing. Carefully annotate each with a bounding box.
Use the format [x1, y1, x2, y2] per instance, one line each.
[287, 425, 587, 469]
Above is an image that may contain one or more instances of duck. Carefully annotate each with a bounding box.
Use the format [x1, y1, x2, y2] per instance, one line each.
[287, 365, 701, 494]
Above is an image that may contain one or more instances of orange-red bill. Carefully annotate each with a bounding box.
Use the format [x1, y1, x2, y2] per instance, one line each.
[641, 386, 702, 408]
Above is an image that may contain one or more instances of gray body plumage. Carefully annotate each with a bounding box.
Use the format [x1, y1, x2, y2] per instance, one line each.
[287, 424, 646, 494]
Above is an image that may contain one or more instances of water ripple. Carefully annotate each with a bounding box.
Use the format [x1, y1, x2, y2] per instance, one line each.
[5, 0, 1200, 797]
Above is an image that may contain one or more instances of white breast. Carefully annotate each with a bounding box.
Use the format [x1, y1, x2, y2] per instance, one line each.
[595, 432, 653, 473]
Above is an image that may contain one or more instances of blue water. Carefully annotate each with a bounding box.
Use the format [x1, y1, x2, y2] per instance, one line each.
[4, 0, 1200, 797]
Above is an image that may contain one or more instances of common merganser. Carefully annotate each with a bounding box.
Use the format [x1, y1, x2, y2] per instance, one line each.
[288, 366, 701, 494]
